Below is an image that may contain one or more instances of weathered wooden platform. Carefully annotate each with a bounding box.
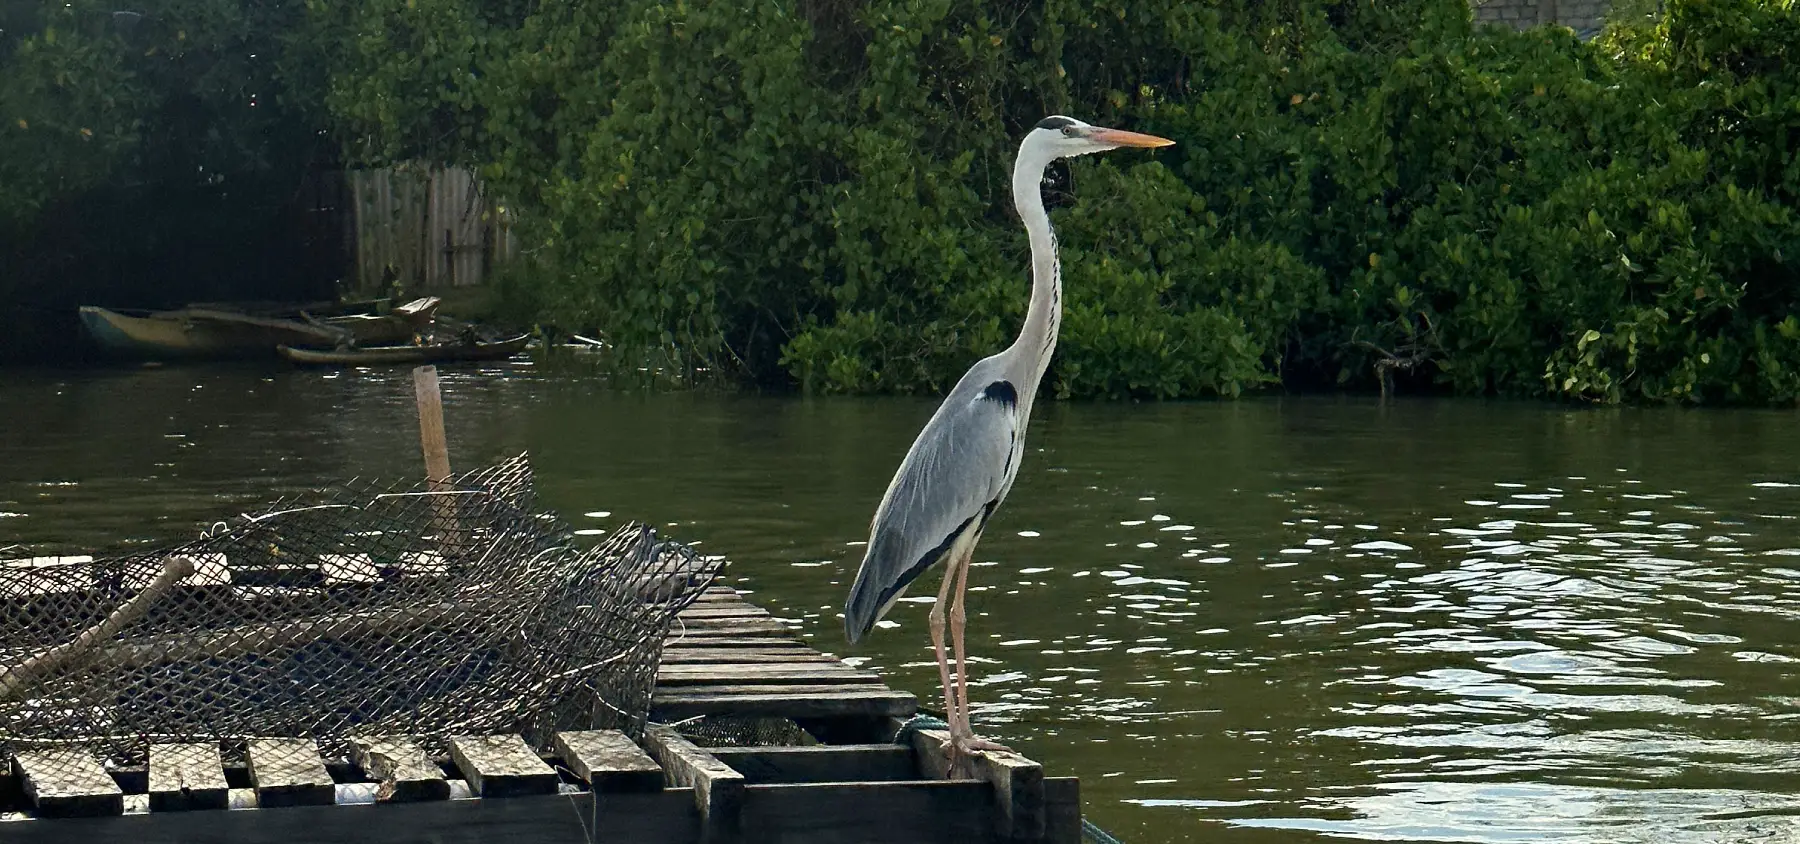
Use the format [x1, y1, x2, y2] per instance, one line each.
[0, 585, 1081, 843]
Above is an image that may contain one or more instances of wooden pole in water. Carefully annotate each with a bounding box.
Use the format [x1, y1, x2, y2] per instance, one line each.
[413, 365, 452, 485]
[413, 365, 460, 557]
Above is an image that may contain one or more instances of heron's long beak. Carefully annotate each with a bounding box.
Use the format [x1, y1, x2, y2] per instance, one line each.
[1087, 127, 1175, 148]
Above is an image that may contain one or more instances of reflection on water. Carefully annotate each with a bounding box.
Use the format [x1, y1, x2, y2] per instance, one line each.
[7, 362, 1800, 843]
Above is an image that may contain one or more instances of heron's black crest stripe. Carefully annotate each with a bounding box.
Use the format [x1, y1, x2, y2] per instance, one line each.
[1035, 116, 1077, 131]
[980, 380, 1018, 408]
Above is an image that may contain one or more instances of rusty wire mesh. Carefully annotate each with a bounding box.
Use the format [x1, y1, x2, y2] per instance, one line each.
[0, 453, 717, 775]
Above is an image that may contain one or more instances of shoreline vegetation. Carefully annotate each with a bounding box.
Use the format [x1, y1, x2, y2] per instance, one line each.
[3, 0, 1797, 403]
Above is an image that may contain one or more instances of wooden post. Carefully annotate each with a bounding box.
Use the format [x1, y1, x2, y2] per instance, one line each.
[413, 366, 461, 558]
[413, 366, 452, 486]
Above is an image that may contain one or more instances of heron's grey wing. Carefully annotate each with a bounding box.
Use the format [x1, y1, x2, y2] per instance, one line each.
[844, 378, 1022, 642]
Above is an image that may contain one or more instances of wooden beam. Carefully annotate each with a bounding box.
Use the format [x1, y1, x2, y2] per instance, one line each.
[0, 790, 703, 844]
[147, 743, 229, 812]
[656, 664, 884, 686]
[658, 683, 903, 696]
[351, 736, 450, 803]
[657, 648, 842, 665]
[653, 687, 917, 720]
[898, 725, 1044, 841]
[0, 554, 194, 703]
[661, 636, 809, 648]
[447, 735, 560, 798]
[245, 739, 335, 808]
[11, 749, 123, 818]
[670, 620, 794, 636]
[643, 725, 744, 839]
[552, 730, 663, 793]
[705, 745, 915, 784]
[677, 607, 773, 620]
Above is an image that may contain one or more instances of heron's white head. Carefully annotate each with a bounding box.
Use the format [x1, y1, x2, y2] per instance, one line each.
[1022, 115, 1175, 163]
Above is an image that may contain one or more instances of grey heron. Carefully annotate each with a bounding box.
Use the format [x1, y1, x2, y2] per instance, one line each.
[843, 116, 1174, 763]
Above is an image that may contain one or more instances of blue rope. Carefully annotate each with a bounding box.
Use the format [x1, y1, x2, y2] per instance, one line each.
[1082, 818, 1126, 844]
[893, 714, 1125, 842]
[890, 713, 950, 745]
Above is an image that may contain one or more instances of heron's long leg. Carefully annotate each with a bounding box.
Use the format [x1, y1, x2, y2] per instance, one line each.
[950, 548, 1014, 756]
[949, 547, 974, 740]
[929, 549, 963, 769]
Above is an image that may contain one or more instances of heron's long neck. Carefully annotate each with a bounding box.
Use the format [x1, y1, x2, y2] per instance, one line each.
[1010, 151, 1061, 390]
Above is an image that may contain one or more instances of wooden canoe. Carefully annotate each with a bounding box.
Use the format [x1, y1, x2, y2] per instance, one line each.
[78, 305, 435, 360]
[277, 334, 531, 367]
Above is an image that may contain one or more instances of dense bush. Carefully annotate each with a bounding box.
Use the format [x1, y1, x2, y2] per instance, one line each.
[0, 0, 340, 361]
[18, 0, 1794, 401]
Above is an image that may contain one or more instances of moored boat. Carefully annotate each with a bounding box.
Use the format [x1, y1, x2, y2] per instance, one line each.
[277, 333, 531, 367]
[78, 299, 440, 360]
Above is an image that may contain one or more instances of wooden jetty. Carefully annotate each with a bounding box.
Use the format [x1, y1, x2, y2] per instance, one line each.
[0, 584, 1082, 842]
[0, 367, 1083, 841]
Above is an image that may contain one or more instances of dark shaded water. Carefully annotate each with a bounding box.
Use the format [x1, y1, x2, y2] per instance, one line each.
[7, 361, 1800, 842]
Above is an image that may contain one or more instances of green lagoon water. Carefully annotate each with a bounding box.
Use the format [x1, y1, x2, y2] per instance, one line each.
[7, 359, 1800, 842]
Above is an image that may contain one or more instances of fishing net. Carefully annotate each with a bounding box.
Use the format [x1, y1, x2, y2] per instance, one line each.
[0, 453, 718, 777]
[672, 713, 817, 748]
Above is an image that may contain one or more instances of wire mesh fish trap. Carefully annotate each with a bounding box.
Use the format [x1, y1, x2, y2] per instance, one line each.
[672, 714, 816, 748]
[0, 453, 718, 770]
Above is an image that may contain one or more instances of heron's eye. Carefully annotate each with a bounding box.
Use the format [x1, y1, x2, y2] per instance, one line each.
[1061, 126, 1078, 137]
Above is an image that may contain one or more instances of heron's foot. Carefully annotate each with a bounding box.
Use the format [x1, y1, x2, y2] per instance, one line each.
[950, 733, 1014, 757]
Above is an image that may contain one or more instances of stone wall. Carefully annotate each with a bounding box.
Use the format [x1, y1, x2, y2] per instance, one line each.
[1473, 0, 1611, 35]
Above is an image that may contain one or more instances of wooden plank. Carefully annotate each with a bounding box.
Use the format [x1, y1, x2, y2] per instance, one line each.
[672, 620, 793, 636]
[675, 612, 782, 623]
[11, 749, 123, 818]
[657, 648, 841, 665]
[661, 636, 808, 647]
[662, 647, 856, 662]
[447, 735, 559, 798]
[666, 627, 797, 640]
[1044, 777, 1082, 844]
[643, 725, 744, 839]
[742, 780, 997, 844]
[653, 688, 917, 720]
[246, 739, 335, 808]
[656, 666, 885, 687]
[900, 726, 1044, 841]
[0, 789, 702, 844]
[552, 730, 663, 793]
[706, 745, 915, 784]
[662, 637, 810, 648]
[677, 607, 773, 620]
[351, 736, 450, 803]
[147, 743, 229, 812]
[658, 683, 901, 696]
[657, 661, 878, 677]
